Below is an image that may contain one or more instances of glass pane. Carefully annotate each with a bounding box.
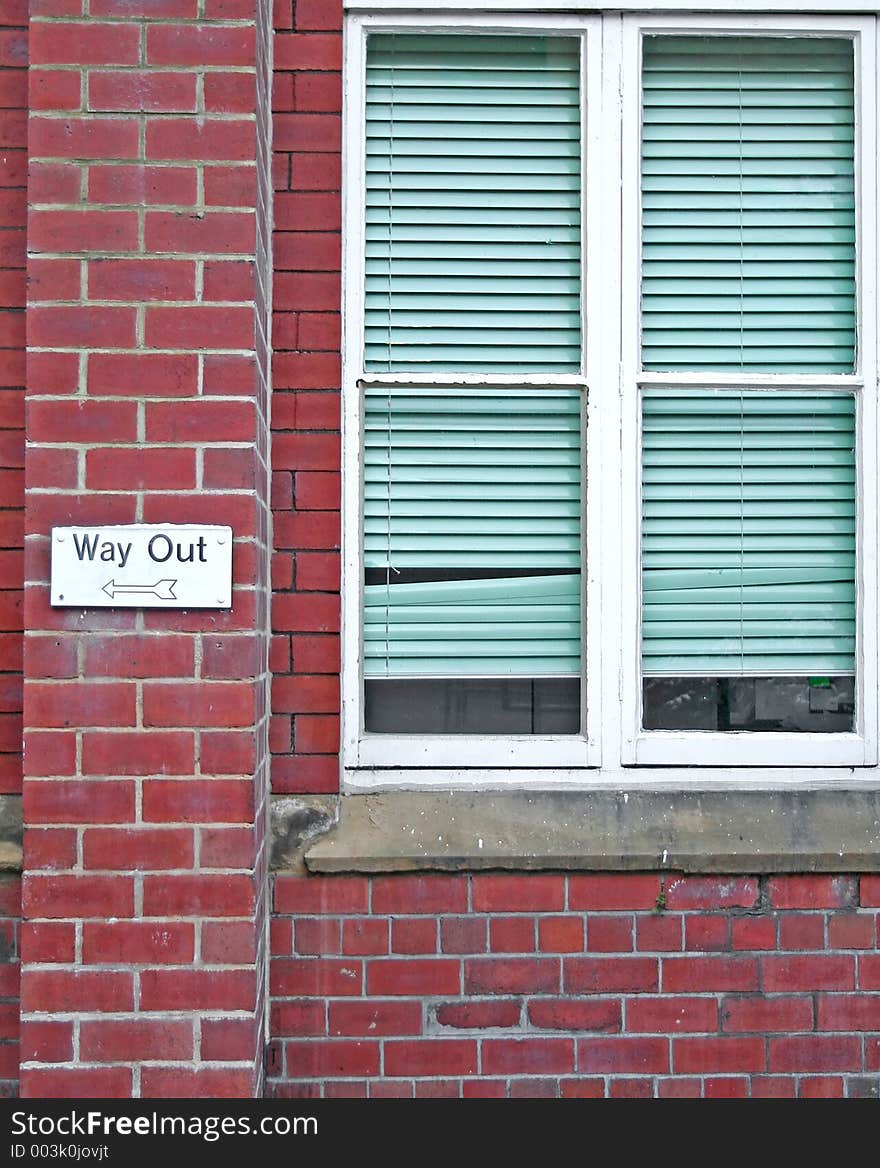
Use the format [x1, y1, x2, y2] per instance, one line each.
[641, 389, 856, 730]
[641, 35, 856, 372]
[643, 676, 854, 732]
[365, 32, 582, 373]
[366, 678, 580, 734]
[364, 385, 582, 735]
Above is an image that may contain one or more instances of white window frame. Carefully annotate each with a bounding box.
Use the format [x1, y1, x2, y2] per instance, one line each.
[340, 4, 880, 790]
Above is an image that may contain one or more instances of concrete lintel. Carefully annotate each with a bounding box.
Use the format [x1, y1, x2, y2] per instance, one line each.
[303, 789, 880, 874]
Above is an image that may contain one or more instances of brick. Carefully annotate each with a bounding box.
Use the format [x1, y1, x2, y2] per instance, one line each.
[24, 779, 134, 824]
[799, 1076, 845, 1099]
[200, 827, 254, 869]
[274, 33, 341, 71]
[88, 258, 196, 302]
[201, 1017, 258, 1061]
[392, 918, 437, 955]
[19, 1021, 73, 1064]
[82, 730, 194, 776]
[274, 875, 368, 915]
[83, 826, 193, 872]
[23, 827, 77, 871]
[489, 917, 535, 954]
[28, 69, 82, 111]
[464, 958, 559, 996]
[24, 874, 133, 919]
[685, 915, 731, 952]
[89, 72, 197, 113]
[142, 874, 254, 917]
[281, 1039, 379, 1078]
[568, 874, 662, 911]
[270, 958, 362, 998]
[294, 918, 341, 956]
[201, 920, 256, 965]
[271, 1000, 326, 1038]
[564, 957, 658, 994]
[472, 875, 564, 913]
[22, 1068, 132, 1099]
[636, 914, 683, 952]
[762, 955, 855, 992]
[538, 916, 584, 954]
[367, 959, 460, 998]
[143, 681, 254, 728]
[440, 916, 487, 955]
[27, 399, 137, 444]
[673, 1037, 766, 1074]
[29, 22, 140, 66]
[204, 72, 255, 114]
[435, 1000, 520, 1030]
[778, 914, 825, 951]
[769, 1035, 861, 1073]
[30, 117, 139, 161]
[28, 259, 78, 302]
[731, 916, 777, 951]
[385, 1040, 477, 1077]
[721, 995, 814, 1033]
[371, 875, 467, 916]
[768, 876, 858, 909]
[662, 956, 759, 993]
[204, 165, 257, 207]
[88, 351, 198, 397]
[80, 1020, 192, 1062]
[862, 877, 880, 907]
[147, 117, 255, 162]
[86, 446, 195, 490]
[145, 211, 255, 256]
[626, 997, 718, 1034]
[827, 913, 876, 949]
[578, 1037, 669, 1075]
[588, 915, 634, 953]
[147, 24, 256, 67]
[20, 922, 75, 964]
[88, 164, 198, 207]
[528, 999, 620, 1033]
[609, 1079, 653, 1099]
[28, 305, 136, 349]
[752, 1076, 798, 1098]
[325, 1001, 419, 1039]
[816, 994, 880, 1031]
[665, 876, 759, 910]
[704, 1077, 749, 1099]
[82, 921, 194, 966]
[142, 778, 253, 823]
[203, 259, 255, 302]
[294, 72, 342, 113]
[560, 1079, 606, 1099]
[21, 971, 133, 1014]
[482, 1038, 573, 1076]
[139, 1068, 255, 1098]
[140, 968, 255, 1012]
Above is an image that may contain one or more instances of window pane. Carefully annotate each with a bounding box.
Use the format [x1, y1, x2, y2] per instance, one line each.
[364, 385, 582, 734]
[641, 35, 855, 372]
[365, 33, 582, 372]
[641, 388, 856, 717]
[643, 676, 854, 732]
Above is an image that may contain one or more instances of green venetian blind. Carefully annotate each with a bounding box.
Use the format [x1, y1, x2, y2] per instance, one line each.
[365, 33, 581, 372]
[364, 386, 581, 676]
[642, 389, 856, 675]
[641, 36, 856, 371]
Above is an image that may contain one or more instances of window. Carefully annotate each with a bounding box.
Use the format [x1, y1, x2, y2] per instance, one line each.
[341, 5, 879, 785]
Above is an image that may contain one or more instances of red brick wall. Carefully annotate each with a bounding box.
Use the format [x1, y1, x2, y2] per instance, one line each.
[0, 875, 19, 1096]
[19, 1, 274, 1098]
[267, 872, 880, 1099]
[0, 0, 26, 1099]
[0, 1, 25, 798]
[270, 0, 342, 797]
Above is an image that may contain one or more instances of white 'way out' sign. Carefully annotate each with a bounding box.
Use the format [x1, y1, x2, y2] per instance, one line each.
[50, 524, 233, 609]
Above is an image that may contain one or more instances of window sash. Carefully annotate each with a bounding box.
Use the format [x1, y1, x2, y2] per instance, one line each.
[341, 8, 879, 781]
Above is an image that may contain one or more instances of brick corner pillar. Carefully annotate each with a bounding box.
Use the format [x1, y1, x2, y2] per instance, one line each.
[20, 2, 274, 1098]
